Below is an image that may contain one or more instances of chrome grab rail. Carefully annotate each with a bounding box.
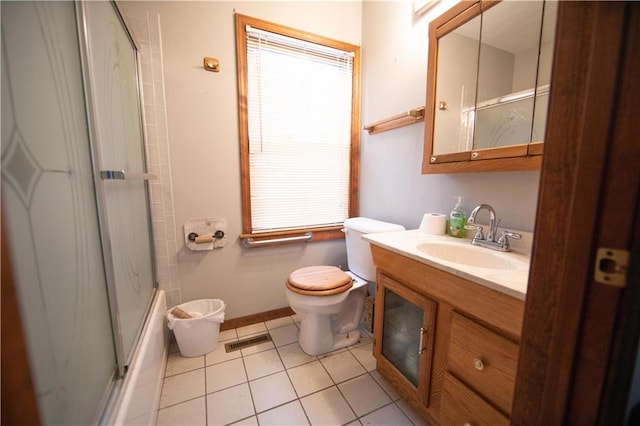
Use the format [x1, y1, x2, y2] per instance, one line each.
[243, 232, 313, 248]
[100, 170, 158, 181]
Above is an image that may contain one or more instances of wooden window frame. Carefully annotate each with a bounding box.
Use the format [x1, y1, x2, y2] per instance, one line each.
[235, 14, 360, 246]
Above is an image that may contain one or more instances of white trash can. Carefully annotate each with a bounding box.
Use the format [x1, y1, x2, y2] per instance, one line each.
[167, 299, 226, 357]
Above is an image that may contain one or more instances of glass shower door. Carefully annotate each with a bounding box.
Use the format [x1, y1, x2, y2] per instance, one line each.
[1, 2, 118, 423]
[78, 1, 157, 369]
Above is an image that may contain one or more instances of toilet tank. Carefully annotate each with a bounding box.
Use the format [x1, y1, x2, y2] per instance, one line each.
[343, 217, 405, 281]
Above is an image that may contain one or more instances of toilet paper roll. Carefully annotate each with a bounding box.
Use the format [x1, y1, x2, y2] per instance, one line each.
[419, 213, 447, 235]
[195, 235, 214, 244]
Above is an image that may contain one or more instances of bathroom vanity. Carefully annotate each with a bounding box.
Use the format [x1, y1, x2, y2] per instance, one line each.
[364, 231, 528, 425]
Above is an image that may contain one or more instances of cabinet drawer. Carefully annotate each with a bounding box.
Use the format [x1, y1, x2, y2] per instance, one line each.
[447, 312, 519, 414]
[440, 372, 509, 426]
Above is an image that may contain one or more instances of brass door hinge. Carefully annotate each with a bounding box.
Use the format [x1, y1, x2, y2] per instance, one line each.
[594, 248, 629, 287]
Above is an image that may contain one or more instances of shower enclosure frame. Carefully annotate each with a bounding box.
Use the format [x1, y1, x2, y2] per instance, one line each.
[75, 0, 159, 379]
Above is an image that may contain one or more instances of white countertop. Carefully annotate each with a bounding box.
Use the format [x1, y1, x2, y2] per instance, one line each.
[363, 230, 530, 300]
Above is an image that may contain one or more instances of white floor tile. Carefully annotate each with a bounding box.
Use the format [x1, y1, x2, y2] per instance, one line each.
[351, 334, 373, 347]
[277, 343, 317, 369]
[159, 369, 205, 408]
[287, 360, 334, 397]
[206, 383, 255, 426]
[349, 343, 377, 371]
[300, 386, 356, 426]
[230, 415, 258, 425]
[156, 396, 206, 425]
[165, 352, 205, 376]
[319, 349, 367, 383]
[237, 322, 267, 337]
[244, 348, 284, 380]
[396, 398, 430, 426]
[370, 370, 401, 401]
[359, 403, 413, 426]
[219, 328, 238, 341]
[249, 371, 297, 413]
[265, 316, 295, 330]
[257, 400, 309, 426]
[157, 322, 432, 426]
[205, 338, 241, 366]
[339, 374, 392, 417]
[205, 358, 247, 394]
[269, 324, 299, 347]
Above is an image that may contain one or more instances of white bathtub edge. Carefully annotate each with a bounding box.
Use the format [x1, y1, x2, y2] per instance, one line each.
[109, 289, 169, 425]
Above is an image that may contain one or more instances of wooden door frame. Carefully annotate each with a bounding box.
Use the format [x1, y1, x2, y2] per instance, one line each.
[1, 218, 41, 424]
[512, 1, 640, 423]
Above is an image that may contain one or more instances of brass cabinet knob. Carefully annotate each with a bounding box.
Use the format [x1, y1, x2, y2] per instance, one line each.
[473, 358, 484, 371]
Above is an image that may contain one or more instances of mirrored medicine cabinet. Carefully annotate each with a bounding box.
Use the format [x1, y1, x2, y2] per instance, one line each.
[423, 0, 557, 174]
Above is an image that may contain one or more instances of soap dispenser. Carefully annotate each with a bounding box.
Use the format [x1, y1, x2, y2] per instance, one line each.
[449, 196, 467, 238]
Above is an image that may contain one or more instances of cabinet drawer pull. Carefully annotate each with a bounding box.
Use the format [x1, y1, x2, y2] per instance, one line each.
[418, 327, 428, 355]
[464, 423, 473, 426]
[473, 358, 484, 371]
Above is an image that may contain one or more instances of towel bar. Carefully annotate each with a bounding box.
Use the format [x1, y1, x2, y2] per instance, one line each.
[243, 232, 313, 248]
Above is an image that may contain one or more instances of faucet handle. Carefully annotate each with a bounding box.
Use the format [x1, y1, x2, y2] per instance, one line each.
[498, 230, 522, 245]
[465, 224, 484, 240]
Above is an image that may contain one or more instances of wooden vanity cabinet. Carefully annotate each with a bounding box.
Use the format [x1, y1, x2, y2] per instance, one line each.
[370, 245, 525, 424]
[372, 273, 437, 409]
[446, 313, 519, 415]
[440, 373, 509, 426]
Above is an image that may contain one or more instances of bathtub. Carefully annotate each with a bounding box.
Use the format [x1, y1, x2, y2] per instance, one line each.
[108, 290, 168, 425]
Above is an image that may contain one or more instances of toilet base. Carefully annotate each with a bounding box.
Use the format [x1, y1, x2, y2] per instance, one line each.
[299, 326, 362, 356]
[288, 272, 368, 356]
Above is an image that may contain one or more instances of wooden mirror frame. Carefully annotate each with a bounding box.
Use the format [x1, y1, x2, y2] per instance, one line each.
[422, 0, 544, 174]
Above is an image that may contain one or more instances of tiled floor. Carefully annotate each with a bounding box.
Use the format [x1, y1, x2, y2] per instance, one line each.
[157, 315, 429, 425]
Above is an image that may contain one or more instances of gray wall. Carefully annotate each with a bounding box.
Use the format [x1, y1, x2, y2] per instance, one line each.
[360, 1, 540, 231]
[122, 1, 362, 318]
[122, 1, 541, 319]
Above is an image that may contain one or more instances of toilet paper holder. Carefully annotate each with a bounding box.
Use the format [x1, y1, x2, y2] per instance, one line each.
[188, 230, 225, 243]
[184, 217, 227, 251]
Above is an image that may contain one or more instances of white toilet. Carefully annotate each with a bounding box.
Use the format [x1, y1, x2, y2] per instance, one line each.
[286, 217, 405, 355]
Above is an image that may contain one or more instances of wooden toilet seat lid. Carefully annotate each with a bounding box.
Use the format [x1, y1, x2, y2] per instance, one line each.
[287, 266, 353, 296]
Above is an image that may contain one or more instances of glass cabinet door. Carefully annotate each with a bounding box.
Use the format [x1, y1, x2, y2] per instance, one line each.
[374, 274, 436, 406]
[381, 288, 424, 386]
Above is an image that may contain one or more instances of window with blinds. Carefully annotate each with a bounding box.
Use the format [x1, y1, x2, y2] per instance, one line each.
[235, 14, 360, 242]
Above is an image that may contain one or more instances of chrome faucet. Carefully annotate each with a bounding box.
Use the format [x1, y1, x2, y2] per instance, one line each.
[467, 204, 498, 241]
[466, 204, 521, 252]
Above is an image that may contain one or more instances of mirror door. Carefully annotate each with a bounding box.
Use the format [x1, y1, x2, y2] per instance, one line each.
[423, 0, 557, 173]
[432, 10, 481, 157]
[473, 1, 544, 153]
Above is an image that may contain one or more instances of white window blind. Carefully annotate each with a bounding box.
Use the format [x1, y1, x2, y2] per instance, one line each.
[245, 25, 354, 233]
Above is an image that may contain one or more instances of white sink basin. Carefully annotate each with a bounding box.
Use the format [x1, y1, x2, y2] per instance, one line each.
[416, 242, 519, 270]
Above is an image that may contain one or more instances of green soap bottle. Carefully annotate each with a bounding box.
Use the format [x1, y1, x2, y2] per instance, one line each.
[449, 196, 467, 238]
